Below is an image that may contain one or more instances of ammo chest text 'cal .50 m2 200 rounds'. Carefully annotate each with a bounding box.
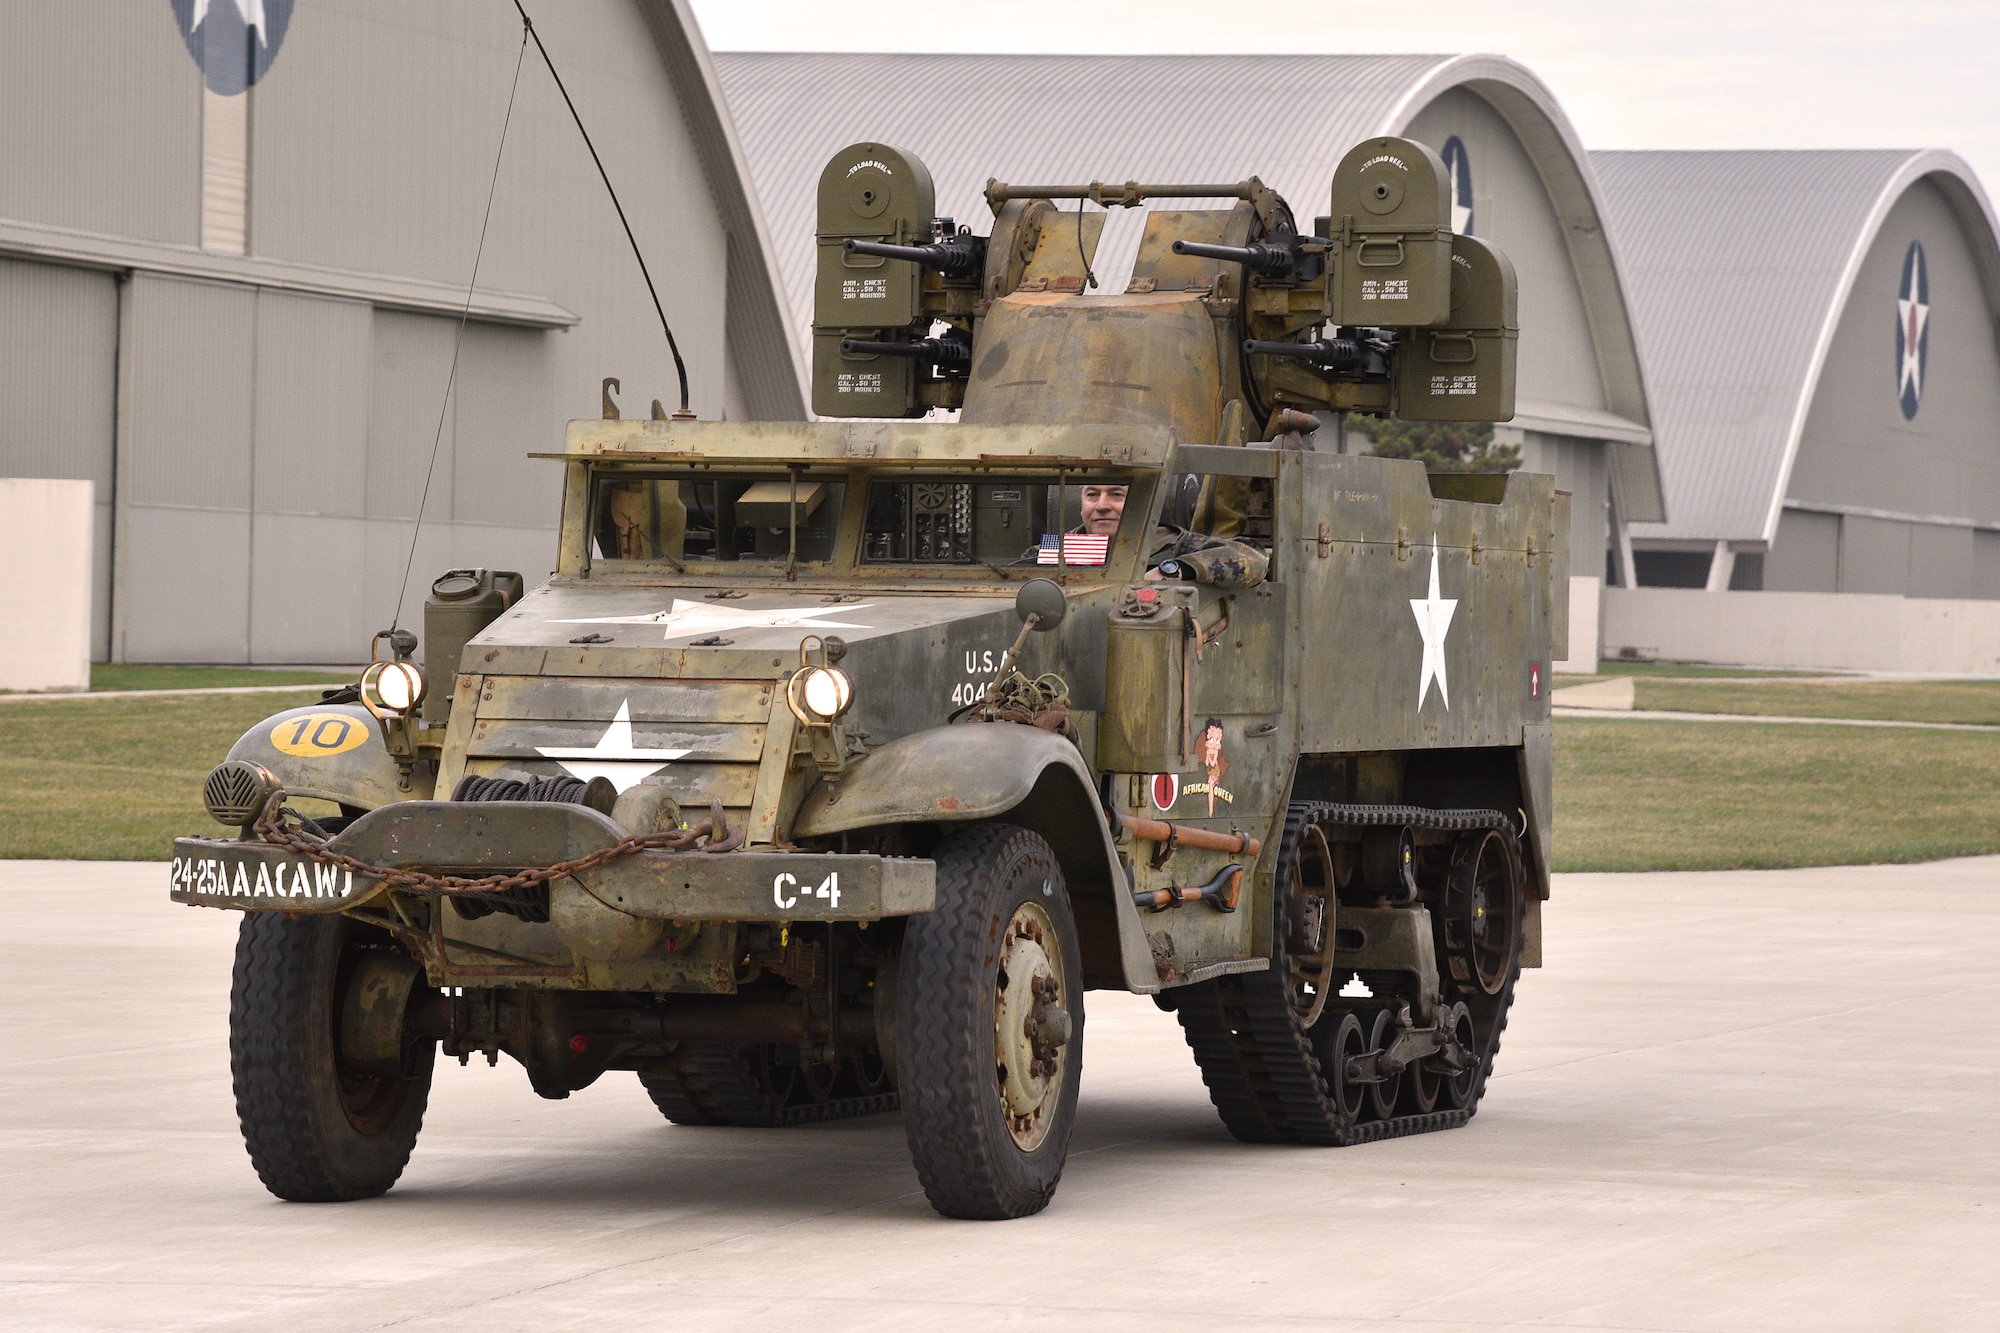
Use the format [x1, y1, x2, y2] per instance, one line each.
[172, 136, 1565, 1220]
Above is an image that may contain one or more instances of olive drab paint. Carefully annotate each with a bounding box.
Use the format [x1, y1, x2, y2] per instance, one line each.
[173, 132, 1557, 1221]
[812, 143, 937, 417]
[1394, 234, 1520, 422]
[1326, 137, 1457, 328]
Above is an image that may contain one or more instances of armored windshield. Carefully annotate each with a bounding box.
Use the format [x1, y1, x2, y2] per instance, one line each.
[590, 467, 1138, 571]
[591, 472, 849, 566]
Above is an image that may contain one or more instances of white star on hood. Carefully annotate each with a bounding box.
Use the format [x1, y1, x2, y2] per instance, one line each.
[535, 701, 690, 793]
[192, 0, 270, 43]
[1409, 535, 1459, 710]
[555, 598, 873, 643]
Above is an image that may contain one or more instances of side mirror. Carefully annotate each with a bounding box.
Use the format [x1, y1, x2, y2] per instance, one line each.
[1015, 577, 1066, 631]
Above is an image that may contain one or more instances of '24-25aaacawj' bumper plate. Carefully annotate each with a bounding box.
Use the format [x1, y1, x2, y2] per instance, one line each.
[170, 801, 935, 923]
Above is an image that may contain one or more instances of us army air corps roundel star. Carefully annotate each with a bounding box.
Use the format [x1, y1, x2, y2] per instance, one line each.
[555, 599, 873, 643]
[535, 700, 690, 792]
[1410, 535, 1458, 709]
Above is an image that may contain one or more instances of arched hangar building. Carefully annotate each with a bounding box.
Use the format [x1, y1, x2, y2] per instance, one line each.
[0, 0, 801, 666]
[1594, 150, 2000, 600]
[715, 50, 1666, 651]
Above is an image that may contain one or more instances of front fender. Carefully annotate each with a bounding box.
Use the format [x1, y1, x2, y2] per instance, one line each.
[226, 703, 434, 809]
[794, 724, 1157, 994]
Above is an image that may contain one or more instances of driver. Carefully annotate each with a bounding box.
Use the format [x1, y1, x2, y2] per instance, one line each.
[1075, 482, 1267, 589]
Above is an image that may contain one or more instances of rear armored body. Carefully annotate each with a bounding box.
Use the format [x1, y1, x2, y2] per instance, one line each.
[173, 137, 1566, 1219]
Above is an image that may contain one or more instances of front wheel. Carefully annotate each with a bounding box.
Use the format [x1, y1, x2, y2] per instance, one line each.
[897, 823, 1083, 1219]
[230, 913, 434, 1201]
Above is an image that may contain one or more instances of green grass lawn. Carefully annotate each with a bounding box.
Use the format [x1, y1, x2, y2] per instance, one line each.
[1632, 677, 2000, 726]
[1553, 716, 2000, 871]
[0, 689, 329, 860]
[1556, 659, 1826, 681]
[85, 664, 354, 692]
[4, 688, 1997, 870]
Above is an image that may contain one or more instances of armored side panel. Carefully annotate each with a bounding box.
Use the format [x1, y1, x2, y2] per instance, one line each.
[1326, 137, 1455, 328]
[1286, 453, 1556, 754]
[813, 143, 936, 417]
[1394, 234, 1519, 422]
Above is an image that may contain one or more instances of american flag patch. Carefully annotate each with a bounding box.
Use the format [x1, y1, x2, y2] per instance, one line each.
[1038, 533, 1109, 566]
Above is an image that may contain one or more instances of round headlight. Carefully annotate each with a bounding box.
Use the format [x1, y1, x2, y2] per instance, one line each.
[799, 666, 853, 720]
[360, 660, 427, 717]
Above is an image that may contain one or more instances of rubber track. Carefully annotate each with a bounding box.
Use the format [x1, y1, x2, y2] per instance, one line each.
[640, 1047, 897, 1128]
[1304, 801, 1514, 834]
[1175, 802, 1519, 1147]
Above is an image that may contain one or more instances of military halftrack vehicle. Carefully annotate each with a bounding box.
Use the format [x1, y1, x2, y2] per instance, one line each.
[172, 137, 1567, 1219]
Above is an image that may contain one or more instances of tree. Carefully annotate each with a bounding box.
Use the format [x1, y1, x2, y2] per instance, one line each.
[1343, 415, 1521, 473]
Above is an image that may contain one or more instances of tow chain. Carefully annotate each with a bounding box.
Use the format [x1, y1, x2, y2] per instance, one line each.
[250, 790, 744, 896]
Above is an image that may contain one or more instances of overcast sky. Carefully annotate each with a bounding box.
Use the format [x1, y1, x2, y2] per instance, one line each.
[687, 0, 2000, 195]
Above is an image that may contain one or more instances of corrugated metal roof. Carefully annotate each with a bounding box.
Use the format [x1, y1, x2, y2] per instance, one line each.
[1593, 148, 2000, 544]
[714, 54, 1653, 457]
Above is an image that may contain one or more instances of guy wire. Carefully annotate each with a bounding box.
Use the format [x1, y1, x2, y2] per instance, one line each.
[511, 0, 692, 415]
[390, 23, 528, 633]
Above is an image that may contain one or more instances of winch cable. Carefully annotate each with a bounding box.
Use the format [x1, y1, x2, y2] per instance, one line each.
[510, 0, 693, 417]
[389, 23, 528, 633]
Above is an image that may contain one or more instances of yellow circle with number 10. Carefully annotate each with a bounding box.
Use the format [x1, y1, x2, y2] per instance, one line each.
[269, 712, 371, 758]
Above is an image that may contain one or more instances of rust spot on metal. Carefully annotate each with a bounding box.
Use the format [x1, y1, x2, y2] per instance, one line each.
[937, 796, 965, 812]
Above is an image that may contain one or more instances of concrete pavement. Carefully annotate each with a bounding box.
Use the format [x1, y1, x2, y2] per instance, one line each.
[3, 857, 1996, 1331]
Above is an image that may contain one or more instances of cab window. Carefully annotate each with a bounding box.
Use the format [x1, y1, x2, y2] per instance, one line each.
[859, 473, 1132, 566]
[590, 472, 847, 565]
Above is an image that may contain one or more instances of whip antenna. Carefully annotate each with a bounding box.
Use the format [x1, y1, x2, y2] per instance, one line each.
[389, 23, 528, 633]
[511, 0, 693, 417]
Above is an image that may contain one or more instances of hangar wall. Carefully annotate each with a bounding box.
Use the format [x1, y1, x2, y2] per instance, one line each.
[1775, 179, 2000, 599]
[0, 0, 801, 666]
[1596, 149, 2000, 615]
[1397, 87, 1648, 583]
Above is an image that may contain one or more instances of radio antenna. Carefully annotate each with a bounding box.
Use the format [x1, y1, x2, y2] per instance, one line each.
[389, 23, 528, 634]
[511, 0, 693, 417]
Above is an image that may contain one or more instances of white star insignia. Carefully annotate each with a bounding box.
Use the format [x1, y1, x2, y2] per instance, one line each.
[555, 598, 873, 643]
[1410, 535, 1459, 710]
[191, 0, 270, 42]
[535, 701, 690, 793]
[1898, 294, 1929, 400]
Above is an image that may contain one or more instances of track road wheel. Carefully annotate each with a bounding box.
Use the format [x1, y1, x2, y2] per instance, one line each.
[1365, 1009, 1401, 1121]
[1438, 1002, 1478, 1111]
[898, 823, 1082, 1220]
[230, 913, 434, 1201]
[1312, 1011, 1368, 1125]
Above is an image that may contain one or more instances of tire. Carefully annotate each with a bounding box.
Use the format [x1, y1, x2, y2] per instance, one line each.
[897, 823, 1083, 1220]
[230, 913, 433, 1201]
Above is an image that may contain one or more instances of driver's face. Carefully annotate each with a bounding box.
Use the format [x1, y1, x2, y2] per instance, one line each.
[1079, 484, 1128, 536]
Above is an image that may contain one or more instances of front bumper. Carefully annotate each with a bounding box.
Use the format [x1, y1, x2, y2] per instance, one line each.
[170, 801, 935, 923]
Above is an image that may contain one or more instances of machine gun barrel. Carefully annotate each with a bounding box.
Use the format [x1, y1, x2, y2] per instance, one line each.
[838, 336, 973, 372]
[842, 236, 985, 281]
[1172, 238, 1298, 278]
[1242, 336, 1363, 370]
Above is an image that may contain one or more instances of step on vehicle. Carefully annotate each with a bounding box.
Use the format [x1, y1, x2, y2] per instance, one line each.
[174, 138, 1565, 1219]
